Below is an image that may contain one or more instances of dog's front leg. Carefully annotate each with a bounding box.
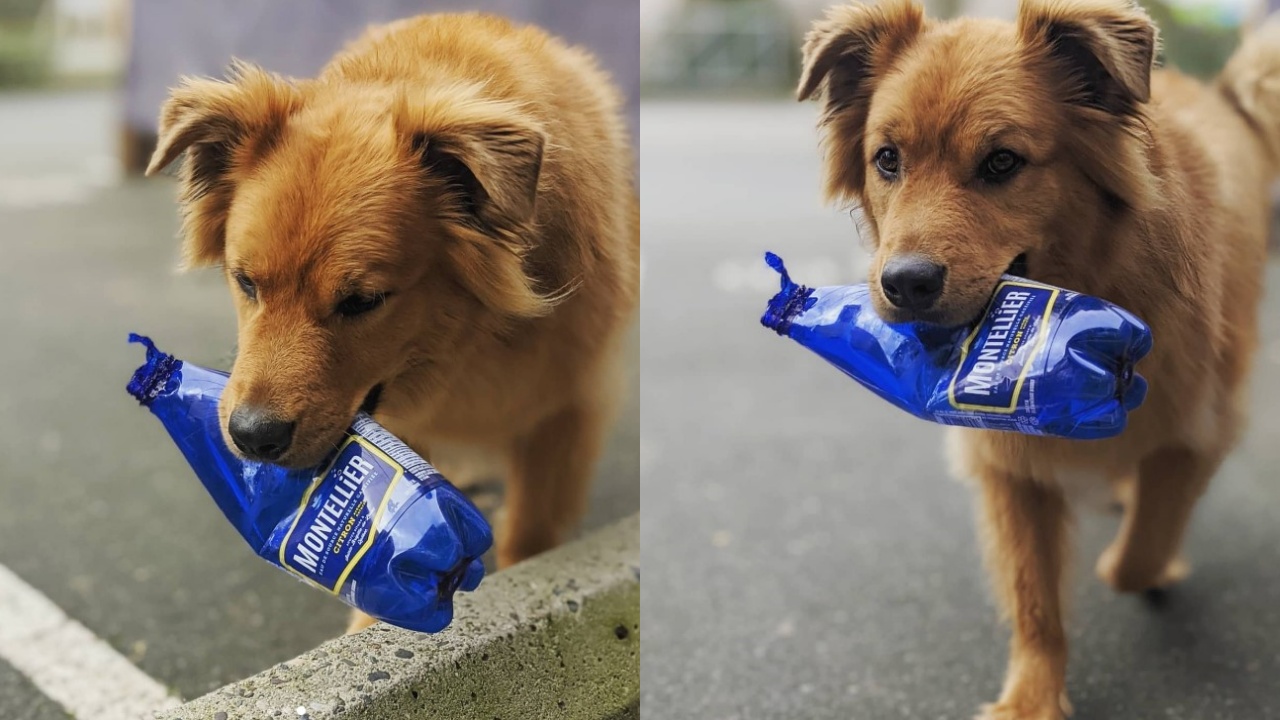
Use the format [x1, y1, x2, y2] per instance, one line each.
[345, 610, 378, 634]
[499, 400, 608, 568]
[1095, 445, 1214, 593]
[976, 473, 1070, 720]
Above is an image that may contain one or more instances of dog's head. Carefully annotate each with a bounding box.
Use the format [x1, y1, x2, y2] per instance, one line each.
[799, 0, 1158, 325]
[149, 64, 551, 467]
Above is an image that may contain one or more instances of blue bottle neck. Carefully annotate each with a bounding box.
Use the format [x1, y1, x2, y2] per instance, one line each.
[126, 334, 183, 406]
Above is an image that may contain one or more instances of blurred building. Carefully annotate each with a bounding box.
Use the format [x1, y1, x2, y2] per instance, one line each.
[120, 0, 638, 174]
[45, 0, 125, 78]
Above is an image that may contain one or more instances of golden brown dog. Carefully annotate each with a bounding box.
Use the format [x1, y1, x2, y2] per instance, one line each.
[147, 13, 637, 634]
[799, 1, 1280, 716]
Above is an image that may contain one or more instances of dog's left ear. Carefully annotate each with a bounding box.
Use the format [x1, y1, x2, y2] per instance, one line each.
[1018, 0, 1157, 116]
[147, 62, 304, 268]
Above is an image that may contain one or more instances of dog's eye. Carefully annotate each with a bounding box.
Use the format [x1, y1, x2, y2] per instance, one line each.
[978, 150, 1024, 183]
[234, 272, 257, 301]
[873, 147, 900, 179]
[335, 293, 387, 318]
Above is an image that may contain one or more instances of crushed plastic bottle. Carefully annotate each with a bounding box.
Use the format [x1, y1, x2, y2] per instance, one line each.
[126, 334, 491, 632]
[760, 252, 1152, 439]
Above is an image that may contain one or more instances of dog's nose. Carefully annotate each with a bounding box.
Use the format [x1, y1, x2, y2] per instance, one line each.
[881, 255, 946, 310]
[228, 405, 295, 462]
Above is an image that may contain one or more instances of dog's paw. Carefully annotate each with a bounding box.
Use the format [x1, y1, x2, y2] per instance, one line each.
[1095, 545, 1191, 593]
[976, 690, 1071, 720]
[1154, 555, 1191, 587]
[975, 697, 1068, 720]
[344, 610, 379, 635]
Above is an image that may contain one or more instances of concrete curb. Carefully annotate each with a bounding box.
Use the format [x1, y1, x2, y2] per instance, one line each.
[156, 515, 639, 720]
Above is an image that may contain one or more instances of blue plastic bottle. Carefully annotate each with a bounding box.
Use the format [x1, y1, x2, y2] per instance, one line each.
[760, 253, 1152, 440]
[126, 335, 491, 633]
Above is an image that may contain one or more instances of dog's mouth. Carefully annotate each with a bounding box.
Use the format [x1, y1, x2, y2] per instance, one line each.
[945, 252, 1031, 326]
[1005, 252, 1029, 278]
[360, 383, 384, 415]
[935, 252, 1032, 327]
[940, 251, 1031, 328]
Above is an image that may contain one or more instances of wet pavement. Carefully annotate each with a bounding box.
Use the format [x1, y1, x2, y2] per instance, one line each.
[640, 100, 1280, 720]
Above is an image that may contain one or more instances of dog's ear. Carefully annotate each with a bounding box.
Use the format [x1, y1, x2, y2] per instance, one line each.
[397, 95, 552, 317]
[1018, 0, 1157, 116]
[402, 107, 545, 236]
[796, 0, 924, 103]
[797, 0, 924, 201]
[148, 62, 303, 268]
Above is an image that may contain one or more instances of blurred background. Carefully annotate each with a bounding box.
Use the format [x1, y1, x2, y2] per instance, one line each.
[641, 0, 1268, 95]
[0, 1, 636, 718]
[640, 0, 1280, 718]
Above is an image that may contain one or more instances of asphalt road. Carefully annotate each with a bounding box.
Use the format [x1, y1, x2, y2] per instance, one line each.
[640, 100, 1280, 720]
[0, 90, 637, 712]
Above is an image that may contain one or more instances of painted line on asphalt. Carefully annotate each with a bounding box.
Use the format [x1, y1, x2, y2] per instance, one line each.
[0, 563, 180, 720]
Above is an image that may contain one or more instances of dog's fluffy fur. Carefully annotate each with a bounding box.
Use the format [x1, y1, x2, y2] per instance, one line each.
[800, 1, 1280, 716]
[148, 14, 637, 633]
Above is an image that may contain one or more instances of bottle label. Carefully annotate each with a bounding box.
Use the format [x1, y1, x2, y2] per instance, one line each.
[279, 437, 403, 593]
[948, 281, 1059, 413]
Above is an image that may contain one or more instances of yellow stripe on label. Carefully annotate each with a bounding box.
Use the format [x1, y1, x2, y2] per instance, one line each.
[278, 436, 405, 594]
[947, 280, 1060, 414]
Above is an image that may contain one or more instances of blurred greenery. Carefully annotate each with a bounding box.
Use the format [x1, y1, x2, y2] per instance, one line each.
[0, 25, 51, 87]
[0, 0, 50, 88]
[645, 0, 801, 95]
[646, 0, 1250, 95]
[1143, 0, 1242, 77]
[0, 0, 44, 21]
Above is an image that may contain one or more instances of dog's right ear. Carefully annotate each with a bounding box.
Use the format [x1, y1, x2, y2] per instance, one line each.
[796, 0, 923, 102]
[797, 0, 924, 201]
[148, 62, 303, 268]
[394, 91, 553, 318]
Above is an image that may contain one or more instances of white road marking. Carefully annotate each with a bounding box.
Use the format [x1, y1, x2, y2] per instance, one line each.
[0, 563, 180, 720]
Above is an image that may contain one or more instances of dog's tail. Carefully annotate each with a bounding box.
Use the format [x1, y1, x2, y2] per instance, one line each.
[1219, 17, 1280, 178]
